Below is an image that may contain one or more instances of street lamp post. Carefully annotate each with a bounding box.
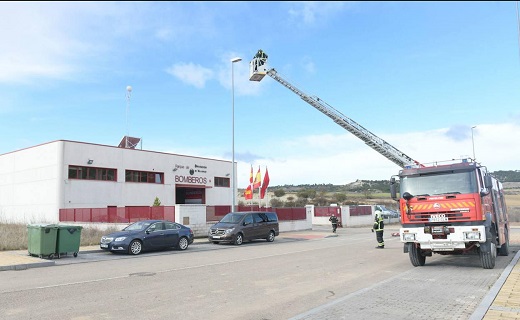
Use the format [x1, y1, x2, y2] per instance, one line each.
[471, 126, 476, 161]
[231, 57, 242, 212]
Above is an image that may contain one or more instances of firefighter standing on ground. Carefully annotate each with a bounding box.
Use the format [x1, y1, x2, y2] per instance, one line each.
[329, 214, 338, 233]
[372, 209, 385, 248]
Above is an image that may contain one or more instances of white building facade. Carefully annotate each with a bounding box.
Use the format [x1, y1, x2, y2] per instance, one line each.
[0, 140, 234, 224]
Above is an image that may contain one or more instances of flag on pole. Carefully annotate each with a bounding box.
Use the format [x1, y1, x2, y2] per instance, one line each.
[244, 185, 253, 200]
[249, 165, 253, 184]
[253, 166, 261, 189]
[260, 167, 270, 199]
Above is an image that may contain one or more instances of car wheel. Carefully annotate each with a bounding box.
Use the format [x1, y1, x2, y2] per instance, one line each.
[129, 240, 142, 255]
[212, 241, 219, 244]
[234, 233, 243, 245]
[177, 237, 189, 250]
[266, 231, 275, 242]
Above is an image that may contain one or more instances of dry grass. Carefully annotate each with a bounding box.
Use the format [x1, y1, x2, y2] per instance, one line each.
[505, 194, 520, 207]
[0, 222, 118, 251]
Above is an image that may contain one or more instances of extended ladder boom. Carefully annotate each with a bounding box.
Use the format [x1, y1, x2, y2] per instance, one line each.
[249, 51, 422, 169]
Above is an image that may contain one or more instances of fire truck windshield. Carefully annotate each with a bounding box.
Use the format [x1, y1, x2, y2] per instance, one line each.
[400, 171, 478, 197]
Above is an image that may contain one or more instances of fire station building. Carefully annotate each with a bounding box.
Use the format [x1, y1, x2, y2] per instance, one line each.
[0, 139, 234, 224]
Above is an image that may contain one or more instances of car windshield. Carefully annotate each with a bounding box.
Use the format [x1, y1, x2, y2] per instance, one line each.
[400, 170, 478, 197]
[123, 221, 153, 231]
[220, 213, 243, 224]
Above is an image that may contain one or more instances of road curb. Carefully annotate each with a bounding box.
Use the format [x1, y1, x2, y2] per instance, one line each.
[0, 260, 55, 271]
[469, 248, 520, 319]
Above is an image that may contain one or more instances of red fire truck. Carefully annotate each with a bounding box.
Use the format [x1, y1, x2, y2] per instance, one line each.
[391, 160, 509, 269]
[249, 50, 510, 269]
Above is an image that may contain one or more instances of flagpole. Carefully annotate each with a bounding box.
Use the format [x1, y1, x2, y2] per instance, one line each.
[249, 165, 253, 209]
[265, 187, 268, 208]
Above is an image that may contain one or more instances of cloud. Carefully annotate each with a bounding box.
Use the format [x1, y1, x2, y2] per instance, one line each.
[231, 122, 520, 186]
[214, 54, 264, 96]
[165, 53, 264, 95]
[166, 63, 214, 88]
[0, 3, 82, 83]
[223, 151, 264, 164]
[287, 2, 348, 26]
[0, 2, 152, 84]
[444, 125, 473, 141]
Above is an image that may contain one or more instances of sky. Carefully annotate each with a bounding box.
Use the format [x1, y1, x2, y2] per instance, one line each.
[1, 1, 520, 187]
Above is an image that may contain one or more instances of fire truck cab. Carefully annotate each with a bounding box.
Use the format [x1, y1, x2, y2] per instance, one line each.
[391, 159, 510, 269]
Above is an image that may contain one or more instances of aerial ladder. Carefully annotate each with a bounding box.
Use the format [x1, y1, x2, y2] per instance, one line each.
[249, 50, 422, 169]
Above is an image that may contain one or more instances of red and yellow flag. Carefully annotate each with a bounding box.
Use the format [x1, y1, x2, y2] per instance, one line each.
[253, 166, 261, 189]
[249, 165, 253, 184]
[244, 185, 253, 200]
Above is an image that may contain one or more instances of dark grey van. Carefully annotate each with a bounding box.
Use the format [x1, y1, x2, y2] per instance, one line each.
[208, 211, 279, 245]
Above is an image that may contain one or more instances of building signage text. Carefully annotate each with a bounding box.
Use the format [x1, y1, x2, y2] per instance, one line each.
[175, 175, 208, 185]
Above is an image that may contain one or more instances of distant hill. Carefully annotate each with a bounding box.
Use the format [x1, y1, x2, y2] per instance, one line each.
[267, 170, 520, 193]
[492, 170, 520, 182]
[270, 180, 391, 194]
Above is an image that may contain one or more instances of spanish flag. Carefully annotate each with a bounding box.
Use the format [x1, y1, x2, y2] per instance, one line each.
[253, 166, 261, 189]
[244, 185, 253, 200]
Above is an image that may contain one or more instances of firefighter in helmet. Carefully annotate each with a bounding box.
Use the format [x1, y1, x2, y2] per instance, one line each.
[254, 49, 268, 66]
[329, 214, 339, 233]
[372, 209, 385, 248]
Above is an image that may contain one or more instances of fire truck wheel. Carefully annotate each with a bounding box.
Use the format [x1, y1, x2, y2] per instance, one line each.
[409, 243, 426, 267]
[479, 238, 496, 269]
[498, 228, 509, 257]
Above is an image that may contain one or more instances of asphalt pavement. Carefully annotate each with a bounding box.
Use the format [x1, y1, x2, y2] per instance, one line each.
[1, 227, 519, 320]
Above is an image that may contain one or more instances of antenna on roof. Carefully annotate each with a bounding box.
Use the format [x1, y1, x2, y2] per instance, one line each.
[125, 86, 132, 148]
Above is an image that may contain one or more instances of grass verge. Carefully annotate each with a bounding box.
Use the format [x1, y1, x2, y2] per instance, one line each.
[0, 222, 118, 251]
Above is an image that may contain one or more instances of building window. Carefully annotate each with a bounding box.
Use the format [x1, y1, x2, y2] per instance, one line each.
[68, 166, 117, 181]
[214, 177, 230, 187]
[125, 170, 164, 184]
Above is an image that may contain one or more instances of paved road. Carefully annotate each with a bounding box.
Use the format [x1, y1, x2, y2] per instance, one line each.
[0, 226, 518, 320]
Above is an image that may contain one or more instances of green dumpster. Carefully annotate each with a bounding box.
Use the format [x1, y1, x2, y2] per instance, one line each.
[27, 224, 58, 259]
[55, 225, 83, 258]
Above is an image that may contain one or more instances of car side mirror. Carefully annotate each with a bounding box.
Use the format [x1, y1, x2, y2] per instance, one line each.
[146, 230, 152, 234]
[390, 176, 398, 200]
[484, 175, 493, 188]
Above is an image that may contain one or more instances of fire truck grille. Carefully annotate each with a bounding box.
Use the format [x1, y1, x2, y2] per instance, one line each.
[409, 211, 469, 223]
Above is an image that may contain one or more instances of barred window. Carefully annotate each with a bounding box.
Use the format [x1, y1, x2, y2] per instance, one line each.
[125, 170, 164, 184]
[68, 166, 117, 181]
[214, 177, 230, 187]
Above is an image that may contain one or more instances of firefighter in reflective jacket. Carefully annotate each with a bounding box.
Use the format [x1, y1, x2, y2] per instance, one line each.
[372, 210, 385, 249]
[329, 214, 338, 233]
[254, 49, 268, 66]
